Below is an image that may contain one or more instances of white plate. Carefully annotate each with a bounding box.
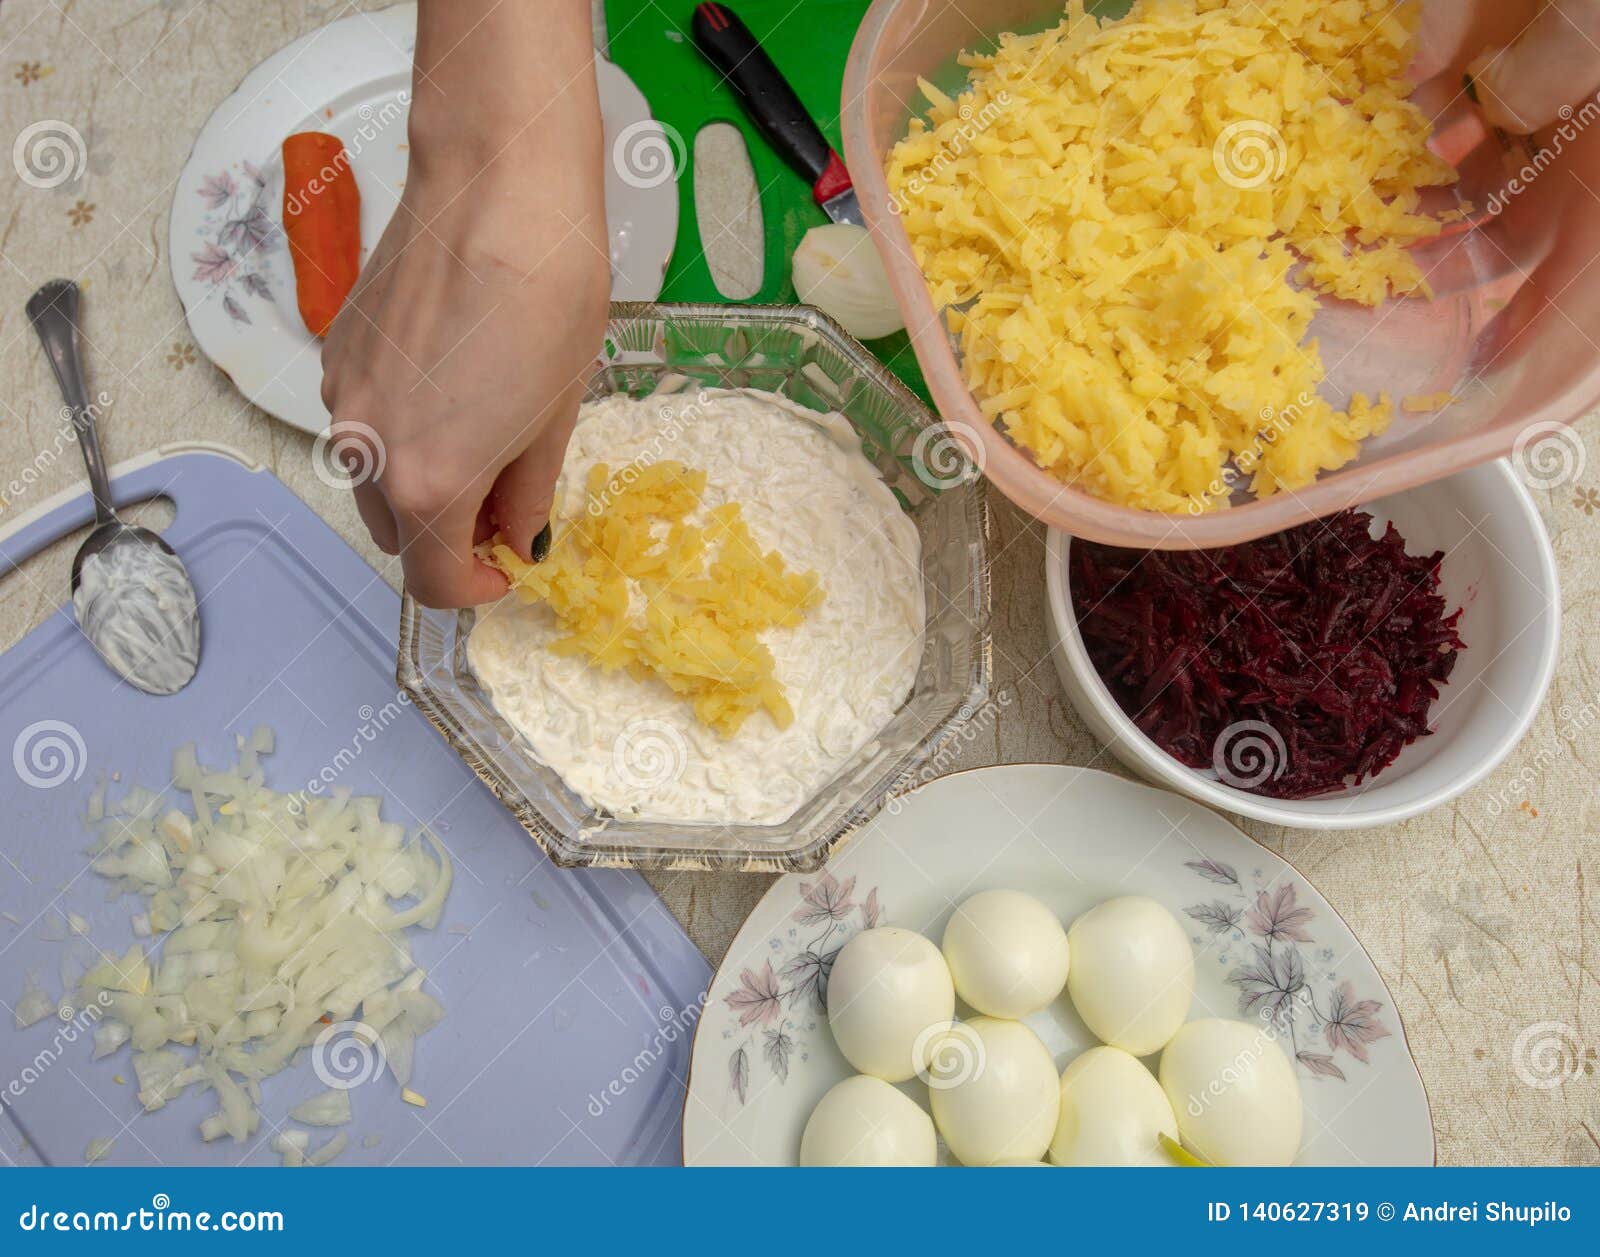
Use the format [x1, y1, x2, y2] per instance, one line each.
[683, 765, 1434, 1166]
[169, 1, 677, 435]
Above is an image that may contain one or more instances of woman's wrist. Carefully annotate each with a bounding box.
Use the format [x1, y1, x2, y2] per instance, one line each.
[402, 114, 605, 287]
[405, 79, 600, 185]
[406, 0, 599, 180]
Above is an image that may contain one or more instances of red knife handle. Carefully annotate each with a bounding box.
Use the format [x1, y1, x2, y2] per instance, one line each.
[691, 2, 849, 201]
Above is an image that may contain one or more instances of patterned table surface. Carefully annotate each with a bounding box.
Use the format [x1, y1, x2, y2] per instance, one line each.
[1, 0, 1598, 1166]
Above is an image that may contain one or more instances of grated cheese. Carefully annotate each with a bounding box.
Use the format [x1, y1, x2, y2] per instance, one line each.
[484, 460, 824, 738]
[1401, 392, 1458, 413]
[886, 0, 1458, 513]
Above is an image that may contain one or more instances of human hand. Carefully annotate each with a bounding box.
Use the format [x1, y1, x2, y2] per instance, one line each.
[320, 173, 607, 606]
[318, 0, 608, 608]
[1418, 0, 1600, 133]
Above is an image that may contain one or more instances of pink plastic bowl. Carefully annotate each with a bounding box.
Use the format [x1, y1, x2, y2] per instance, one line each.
[843, 0, 1600, 549]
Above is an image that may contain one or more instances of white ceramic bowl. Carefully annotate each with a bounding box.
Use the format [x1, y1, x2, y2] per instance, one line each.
[1046, 460, 1559, 829]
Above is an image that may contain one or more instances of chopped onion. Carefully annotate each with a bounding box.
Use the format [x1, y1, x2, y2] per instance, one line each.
[380, 1022, 415, 1089]
[92, 1021, 130, 1060]
[271, 1129, 309, 1168]
[58, 948, 88, 996]
[84, 1137, 114, 1164]
[791, 223, 906, 340]
[307, 1132, 347, 1167]
[67, 737, 453, 1148]
[132, 1049, 182, 1105]
[289, 1087, 352, 1127]
[14, 978, 53, 1028]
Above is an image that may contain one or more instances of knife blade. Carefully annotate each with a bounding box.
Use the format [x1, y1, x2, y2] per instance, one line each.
[690, 2, 863, 226]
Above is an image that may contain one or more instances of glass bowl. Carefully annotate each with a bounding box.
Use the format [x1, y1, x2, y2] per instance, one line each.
[842, 0, 1600, 550]
[398, 303, 992, 873]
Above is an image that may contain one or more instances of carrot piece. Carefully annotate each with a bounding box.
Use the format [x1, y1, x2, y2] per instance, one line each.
[281, 131, 361, 337]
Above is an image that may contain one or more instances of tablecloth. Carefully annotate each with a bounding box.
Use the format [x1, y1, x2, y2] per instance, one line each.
[1, 0, 1597, 1166]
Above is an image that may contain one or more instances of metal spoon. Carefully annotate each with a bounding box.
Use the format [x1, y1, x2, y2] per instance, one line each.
[26, 279, 201, 694]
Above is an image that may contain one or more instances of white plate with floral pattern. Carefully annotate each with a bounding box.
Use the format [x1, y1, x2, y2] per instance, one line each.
[169, 2, 677, 435]
[683, 764, 1433, 1166]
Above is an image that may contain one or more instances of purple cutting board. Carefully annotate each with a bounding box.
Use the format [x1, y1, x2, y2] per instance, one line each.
[0, 445, 708, 1167]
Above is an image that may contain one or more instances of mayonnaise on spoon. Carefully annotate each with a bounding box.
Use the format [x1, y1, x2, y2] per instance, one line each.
[27, 279, 201, 695]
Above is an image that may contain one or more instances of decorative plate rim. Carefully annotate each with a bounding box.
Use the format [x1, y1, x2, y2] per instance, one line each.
[168, 1, 674, 436]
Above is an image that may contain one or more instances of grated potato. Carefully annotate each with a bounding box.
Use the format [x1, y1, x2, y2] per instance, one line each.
[886, 0, 1458, 513]
[485, 461, 823, 738]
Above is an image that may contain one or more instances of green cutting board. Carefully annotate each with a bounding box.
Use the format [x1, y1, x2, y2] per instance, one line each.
[605, 0, 928, 400]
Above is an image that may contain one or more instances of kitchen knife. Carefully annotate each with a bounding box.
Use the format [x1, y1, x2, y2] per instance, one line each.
[690, 2, 862, 226]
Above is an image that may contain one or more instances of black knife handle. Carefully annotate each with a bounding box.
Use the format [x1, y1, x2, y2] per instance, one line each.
[691, 3, 835, 187]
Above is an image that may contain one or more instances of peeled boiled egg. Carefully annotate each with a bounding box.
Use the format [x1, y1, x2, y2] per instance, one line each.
[941, 889, 1070, 1018]
[1066, 896, 1193, 1055]
[1159, 1018, 1303, 1166]
[1050, 1045, 1178, 1167]
[927, 1017, 1059, 1166]
[799, 1074, 937, 1166]
[827, 926, 955, 1083]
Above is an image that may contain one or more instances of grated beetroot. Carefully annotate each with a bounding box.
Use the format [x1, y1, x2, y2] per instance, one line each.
[1071, 510, 1465, 799]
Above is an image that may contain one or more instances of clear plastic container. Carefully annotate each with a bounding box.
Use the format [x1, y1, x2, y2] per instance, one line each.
[843, 0, 1600, 549]
[398, 303, 991, 873]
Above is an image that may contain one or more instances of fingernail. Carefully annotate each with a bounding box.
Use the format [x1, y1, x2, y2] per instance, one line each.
[1465, 48, 1532, 132]
[1465, 49, 1496, 80]
[531, 522, 552, 563]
